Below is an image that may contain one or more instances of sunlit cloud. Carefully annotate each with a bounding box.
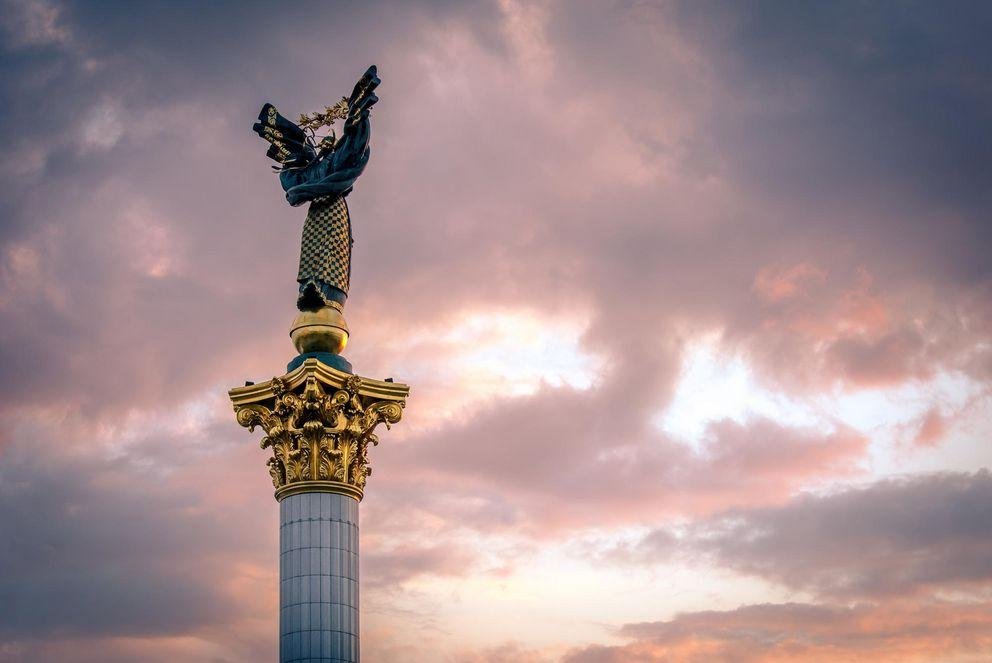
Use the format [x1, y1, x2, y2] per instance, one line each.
[657, 334, 820, 443]
[659, 334, 988, 475]
[371, 308, 605, 427]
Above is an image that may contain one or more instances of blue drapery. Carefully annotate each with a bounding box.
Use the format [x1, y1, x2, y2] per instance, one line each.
[253, 65, 380, 206]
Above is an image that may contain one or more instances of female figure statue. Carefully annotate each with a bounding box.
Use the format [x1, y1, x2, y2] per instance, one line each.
[253, 65, 380, 312]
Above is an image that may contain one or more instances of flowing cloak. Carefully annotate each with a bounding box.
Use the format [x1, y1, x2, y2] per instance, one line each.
[252, 65, 380, 310]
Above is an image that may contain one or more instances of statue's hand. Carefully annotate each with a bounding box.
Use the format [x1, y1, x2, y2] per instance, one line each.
[349, 65, 380, 105]
[348, 92, 378, 127]
[344, 65, 380, 132]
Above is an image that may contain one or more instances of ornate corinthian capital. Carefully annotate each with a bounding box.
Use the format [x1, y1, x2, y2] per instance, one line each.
[228, 359, 409, 501]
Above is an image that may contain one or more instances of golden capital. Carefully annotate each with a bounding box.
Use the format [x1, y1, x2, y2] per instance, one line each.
[228, 358, 409, 501]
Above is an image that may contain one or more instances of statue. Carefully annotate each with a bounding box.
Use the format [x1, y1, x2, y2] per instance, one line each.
[231, 68, 409, 663]
[252, 65, 381, 372]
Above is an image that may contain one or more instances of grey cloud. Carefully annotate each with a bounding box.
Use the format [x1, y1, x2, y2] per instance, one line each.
[364, 542, 476, 588]
[676, 1, 992, 211]
[0, 434, 273, 641]
[635, 469, 992, 598]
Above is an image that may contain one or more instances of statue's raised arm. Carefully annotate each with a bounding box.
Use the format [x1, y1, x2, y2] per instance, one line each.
[252, 65, 381, 373]
[269, 66, 380, 206]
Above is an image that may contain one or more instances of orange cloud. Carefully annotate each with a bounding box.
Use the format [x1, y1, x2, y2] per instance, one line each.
[563, 601, 992, 663]
[752, 262, 827, 303]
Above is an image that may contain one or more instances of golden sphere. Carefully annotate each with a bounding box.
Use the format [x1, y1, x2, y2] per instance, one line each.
[290, 304, 349, 355]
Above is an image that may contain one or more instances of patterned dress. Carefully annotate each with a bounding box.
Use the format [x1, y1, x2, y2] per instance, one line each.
[297, 195, 352, 309]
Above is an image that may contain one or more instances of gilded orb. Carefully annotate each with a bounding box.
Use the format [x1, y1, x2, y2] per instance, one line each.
[290, 303, 349, 355]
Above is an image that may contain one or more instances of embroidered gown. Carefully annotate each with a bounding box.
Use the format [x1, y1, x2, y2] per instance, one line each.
[252, 65, 380, 311]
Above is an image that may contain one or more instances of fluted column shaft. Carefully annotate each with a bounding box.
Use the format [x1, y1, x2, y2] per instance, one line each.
[279, 492, 360, 662]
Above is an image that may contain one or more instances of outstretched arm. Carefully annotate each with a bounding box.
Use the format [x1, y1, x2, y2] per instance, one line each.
[276, 65, 381, 205]
[252, 103, 316, 168]
[332, 65, 380, 172]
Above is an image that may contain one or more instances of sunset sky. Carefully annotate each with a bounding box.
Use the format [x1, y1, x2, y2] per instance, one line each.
[1, 1, 991, 661]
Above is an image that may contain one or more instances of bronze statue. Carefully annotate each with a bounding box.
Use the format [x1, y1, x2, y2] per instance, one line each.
[253, 65, 380, 372]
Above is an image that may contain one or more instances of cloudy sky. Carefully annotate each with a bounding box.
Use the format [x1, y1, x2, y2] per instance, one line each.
[1, 0, 991, 661]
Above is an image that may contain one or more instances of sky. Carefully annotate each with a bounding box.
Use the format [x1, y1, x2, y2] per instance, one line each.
[0, 0, 991, 661]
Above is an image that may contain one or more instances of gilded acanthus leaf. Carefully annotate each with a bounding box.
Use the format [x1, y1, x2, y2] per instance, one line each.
[232, 373, 405, 496]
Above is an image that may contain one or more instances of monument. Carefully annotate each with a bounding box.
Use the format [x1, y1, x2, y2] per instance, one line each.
[228, 65, 409, 663]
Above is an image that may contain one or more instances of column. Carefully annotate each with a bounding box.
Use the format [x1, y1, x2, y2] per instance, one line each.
[280, 492, 360, 662]
[229, 360, 408, 663]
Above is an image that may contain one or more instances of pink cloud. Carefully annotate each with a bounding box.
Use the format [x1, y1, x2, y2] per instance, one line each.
[752, 262, 828, 303]
[378, 397, 867, 533]
[563, 601, 992, 663]
[913, 407, 947, 448]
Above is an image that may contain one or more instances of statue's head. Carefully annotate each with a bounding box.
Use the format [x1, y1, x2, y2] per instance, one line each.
[318, 133, 337, 154]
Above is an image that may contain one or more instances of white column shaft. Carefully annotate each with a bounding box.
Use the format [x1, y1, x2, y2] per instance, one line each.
[279, 492, 359, 662]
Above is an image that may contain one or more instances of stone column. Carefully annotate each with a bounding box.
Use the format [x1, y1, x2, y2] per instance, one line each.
[280, 492, 359, 662]
[229, 359, 408, 663]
